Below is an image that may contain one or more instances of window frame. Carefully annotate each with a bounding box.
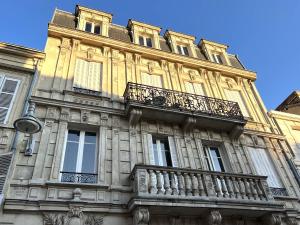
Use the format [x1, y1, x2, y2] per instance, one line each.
[152, 136, 172, 167]
[212, 53, 223, 64]
[0, 75, 20, 124]
[85, 21, 101, 35]
[224, 88, 250, 118]
[138, 35, 153, 48]
[203, 146, 226, 172]
[60, 129, 98, 181]
[177, 44, 189, 56]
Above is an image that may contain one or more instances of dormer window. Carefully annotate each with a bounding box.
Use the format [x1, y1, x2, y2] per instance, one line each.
[139, 36, 152, 48]
[212, 53, 223, 64]
[177, 45, 189, 56]
[85, 22, 101, 34]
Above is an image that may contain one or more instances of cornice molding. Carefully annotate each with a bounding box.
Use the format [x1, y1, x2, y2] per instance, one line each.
[48, 24, 257, 81]
[0, 42, 45, 59]
[269, 110, 300, 122]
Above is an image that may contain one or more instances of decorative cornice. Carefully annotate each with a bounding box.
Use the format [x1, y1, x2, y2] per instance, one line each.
[48, 24, 257, 81]
[0, 41, 45, 59]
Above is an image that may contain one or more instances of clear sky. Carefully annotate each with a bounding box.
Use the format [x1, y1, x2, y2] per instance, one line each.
[1, 0, 299, 110]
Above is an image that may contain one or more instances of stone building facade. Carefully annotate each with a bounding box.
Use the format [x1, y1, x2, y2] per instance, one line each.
[0, 42, 44, 203]
[269, 91, 300, 180]
[1, 5, 300, 225]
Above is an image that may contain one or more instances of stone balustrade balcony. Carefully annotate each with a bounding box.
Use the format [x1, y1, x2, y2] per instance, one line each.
[129, 165, 284, 218]
[124, 82, 246, 138]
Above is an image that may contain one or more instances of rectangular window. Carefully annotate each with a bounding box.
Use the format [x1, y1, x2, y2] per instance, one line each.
[224, 89, 250, 117]
[85, 22, 92, 32]
[184, 81, 205, 96]
[94, 25, 101, 34]
[73, 59, 102, 93]
[148, 135, 178, 167]
[177, 45, 189, 56]
[0, 76, 20, 124]
[248, 147, 282, 188]
[139, 36, 152, 48]
[204, 147, 225, 172]
[61, 130, 97, 183]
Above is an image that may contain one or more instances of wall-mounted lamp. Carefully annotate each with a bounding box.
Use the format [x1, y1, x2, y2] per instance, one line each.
[13, 102, 42, 156]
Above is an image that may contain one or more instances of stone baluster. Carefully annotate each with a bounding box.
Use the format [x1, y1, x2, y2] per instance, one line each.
[225, 176, 234, 198]
[219, 176, 228, 198]
[204, 174, 216, 196]
[232, 177, 241, 199]
[255, 179, 264, 200]
[249, 178, 258, 200]
[260, 179, 274, 200]
[191, 174, 199, 196]
[156, 170, 163, 194]
[177, 171, 185, 196]
[244, 178, 251, 199]
[197, 174, 205, 196]
[212, 174, 222, 197]
[170, 171, 178, 195]
[184, 173, 192, 196]
[149, 170, 157, 194]
[237, 177, 246, 199]
[163, 171, 172, 195]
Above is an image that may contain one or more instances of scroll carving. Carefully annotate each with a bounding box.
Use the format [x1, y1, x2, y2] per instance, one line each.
[207, 210, 222, 225]
[133, 207, 150, 225]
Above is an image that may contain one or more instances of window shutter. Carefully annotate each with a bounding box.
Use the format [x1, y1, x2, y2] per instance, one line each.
[0, 78, 19, 124]
[139, 36, 144, 46]
[168, 136, 178, 167]
[185, 81, 194, 94]
[0, 153, 12, 194]
[225, 89, 249, 117]
[147, 134, 155, 165]
[88, 61, 101, 92]
[193, 83, 205, 96]
[248, 147, 282, 188]
[152, 75, 163, 88]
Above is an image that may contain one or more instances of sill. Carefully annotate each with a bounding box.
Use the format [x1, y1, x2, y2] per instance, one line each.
[45, 180, 110, 189]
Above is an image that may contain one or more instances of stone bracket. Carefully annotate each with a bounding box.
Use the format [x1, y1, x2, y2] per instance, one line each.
[129, 109, 142, 127]
[183, 117, 196, 132]
[229, 125, 244, 139]
[133, 207, 150, 225]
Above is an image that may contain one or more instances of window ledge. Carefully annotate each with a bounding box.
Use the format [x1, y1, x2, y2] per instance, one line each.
[45, 180, 110, 189]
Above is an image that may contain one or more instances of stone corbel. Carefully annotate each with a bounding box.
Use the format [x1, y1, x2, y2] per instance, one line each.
[129, 109, 142, 127]
[183, 117, 196, 132]
[134, 54, 141, 65]
[262, 214, 282, 225]
[229, 125, 244, 140]
[60, 107, 70, 122]
[176, 63, 183, 74]
[213, 71, 221, 82]
[206, 210, 222, 225]
[133, 207, 150, 225]
[72, 39, 80, 51]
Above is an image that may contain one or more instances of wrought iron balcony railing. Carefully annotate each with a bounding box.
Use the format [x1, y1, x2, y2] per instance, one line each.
[124, 82, 245, 123]
[60, 171, 97, 184]
[129, 165, 284, 215]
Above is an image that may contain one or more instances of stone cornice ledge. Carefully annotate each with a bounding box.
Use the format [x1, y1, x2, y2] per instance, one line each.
[244, 129, 285, 140]
[48, 24, 257, 81]
[269, 110, 300, 122]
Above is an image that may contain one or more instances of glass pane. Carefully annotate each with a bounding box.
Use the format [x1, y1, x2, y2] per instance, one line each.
[2, 80, 18, 93]
[210, 148, 225, 172]
[183, 46, 189, 56]
[139, 36, 144, 46]
[62, 142, 79, 172]
[165, 150, 172, 167]
[153, 140, 159, 165]
[177, 45, 182, 54]
[67, 130, 80, 142]
[0, 93, 13, 108]
[0, 108, 8, 123]
[85, 22, 92, 32]
[216, 55, 223, 64]
[94, 25, 101, 34]
[146, 38, 152, 47]
[85, 132, 96, 144]
[81, 143, 96, 173]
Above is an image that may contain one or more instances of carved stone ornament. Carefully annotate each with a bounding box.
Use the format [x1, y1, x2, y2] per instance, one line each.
[87, 48, 95, 60]
[286, 217, 297, 225]
[188, 70, 196, 80]
[148, 62, 155, 73]
[207, 210, 222, 225]
[263, 214, 282, 225]
[133, 207, 150, 225]
[60, 38, 71, 50]
[43, 206, 104, 225]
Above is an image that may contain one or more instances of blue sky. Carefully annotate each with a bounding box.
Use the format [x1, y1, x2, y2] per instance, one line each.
[1, 0, 299, 110]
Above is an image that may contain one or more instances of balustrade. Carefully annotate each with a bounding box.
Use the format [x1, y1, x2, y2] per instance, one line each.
[131, 165, 278, 203]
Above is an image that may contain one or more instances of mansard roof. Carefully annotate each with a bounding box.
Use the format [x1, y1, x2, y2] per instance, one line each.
[51, 9, 245, 70]
[276, 91, 300, 111]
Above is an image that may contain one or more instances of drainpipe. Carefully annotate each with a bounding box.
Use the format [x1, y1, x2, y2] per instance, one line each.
[10, 59, 40, 152]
